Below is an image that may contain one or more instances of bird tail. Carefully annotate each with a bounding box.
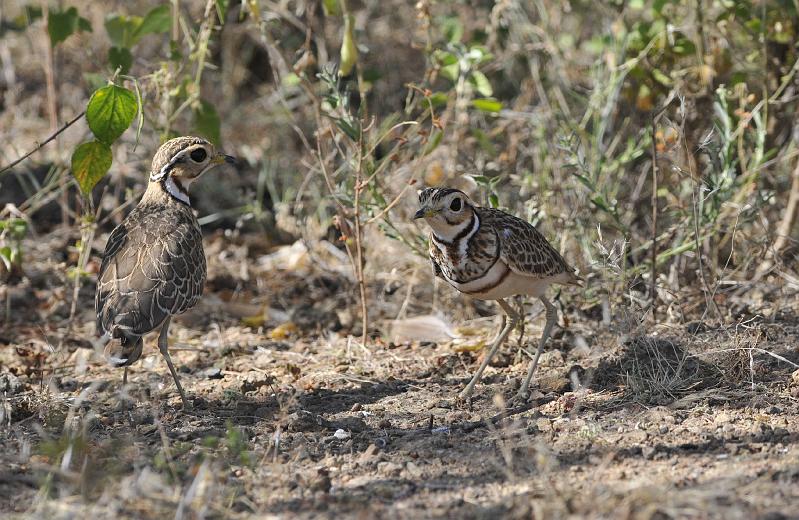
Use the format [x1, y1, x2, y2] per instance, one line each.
[103, 330, 144, 367]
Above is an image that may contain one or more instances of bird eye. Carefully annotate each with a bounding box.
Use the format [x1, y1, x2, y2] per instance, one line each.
[450, 197, 462, 211]
[190, 148, 208, 162]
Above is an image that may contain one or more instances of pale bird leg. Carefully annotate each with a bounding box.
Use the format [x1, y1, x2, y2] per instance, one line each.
[460, 298, 520, 400]
[117, 366, 131, 412]
[516, 296, 557, 400]
[157, 317, 190, 410]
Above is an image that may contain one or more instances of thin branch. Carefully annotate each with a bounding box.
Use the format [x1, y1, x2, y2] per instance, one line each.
[756, 155, 799, 277]
[650, 115, 659, 322]
[0, 110, 85, 175]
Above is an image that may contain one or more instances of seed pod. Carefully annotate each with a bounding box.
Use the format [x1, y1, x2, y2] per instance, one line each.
[339, 14, 358, 77]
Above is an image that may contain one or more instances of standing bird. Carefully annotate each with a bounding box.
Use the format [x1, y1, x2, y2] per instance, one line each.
[414, 188, 581, 401]
[95, 136, 235, 409]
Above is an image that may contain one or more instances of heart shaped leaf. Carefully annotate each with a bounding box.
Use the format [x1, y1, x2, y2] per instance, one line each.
[86, 84, 138, 144]
[71, 140, 113, 194]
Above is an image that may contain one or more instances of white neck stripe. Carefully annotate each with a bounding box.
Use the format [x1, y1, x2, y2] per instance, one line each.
[164, 177, 190, 205]
[457, 212, 480, 258]
[463, 212, 480, 241]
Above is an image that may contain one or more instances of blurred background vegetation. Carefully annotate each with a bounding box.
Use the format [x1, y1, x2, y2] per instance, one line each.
[1, 0, 799, 330]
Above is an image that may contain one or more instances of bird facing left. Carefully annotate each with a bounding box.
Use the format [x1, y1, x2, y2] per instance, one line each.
[95, 136, 236, 409]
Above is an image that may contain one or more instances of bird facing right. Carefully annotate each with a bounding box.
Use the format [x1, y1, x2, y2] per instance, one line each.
[95, 136, 235, 409]
[414, 188, 581, 402]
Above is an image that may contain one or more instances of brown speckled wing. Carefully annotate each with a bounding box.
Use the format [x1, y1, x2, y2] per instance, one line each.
[477, 207, 575, 279]
[96, 201, 206, 338]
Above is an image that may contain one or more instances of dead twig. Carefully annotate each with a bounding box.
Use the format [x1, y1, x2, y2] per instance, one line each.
[757, 156, 799, 277]
[650, 115, 659, 321]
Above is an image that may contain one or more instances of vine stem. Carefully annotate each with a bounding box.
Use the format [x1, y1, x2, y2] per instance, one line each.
[0, 110, 86, 176]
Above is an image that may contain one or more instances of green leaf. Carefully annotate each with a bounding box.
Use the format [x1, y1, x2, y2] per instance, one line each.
[423, 130, 443, 156]
[336, 119, 360, 141]
[440, 63, 459, 82]
[71, 141, 113, 194]
[0, 218, 28, 240]
[488, 193, 499, 208]
[471, 98, 502, 113]
[465, 45, 491, 65]
[0, 247, 12, 270]
[441, 16, 463, 43]
[433, 50, 458, 66]
[322, 0, 341, 16]
[428, 92, 449, 107]
[132, 5, 171, 42]
[105, 14, 143, 48]
[86, 84, 138, 144]
[169, 39, 183, 61]
[651, 68, 673, 86]
[193, 99, 222, 146]
[745, 18, 762, 34]
[8, 219, 27, 240]
[434, 50, 459, 82]
[108, 47, 133, 74]
[215, 0, 230, 22]
[10, 6, 42, 30]
[48, 7, 92, 47]
[572, 172, 595, 190]
[469, 70, 493, 97]
[653, 0, 669, 13]
[591, 194, 613, 213]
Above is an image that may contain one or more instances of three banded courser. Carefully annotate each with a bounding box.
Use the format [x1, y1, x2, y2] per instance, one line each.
[96, 136, 235, 409]
[414, 188, 582, 401]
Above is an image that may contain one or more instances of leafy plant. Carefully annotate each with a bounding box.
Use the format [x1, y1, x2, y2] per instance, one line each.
[71, 84, 139, 196]
[104, 5, 171, 74]
[0, 218, 28, 278]
[47, 6, 91, 47]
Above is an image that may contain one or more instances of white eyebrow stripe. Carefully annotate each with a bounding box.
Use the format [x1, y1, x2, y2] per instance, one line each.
[150, 149, 189, 182]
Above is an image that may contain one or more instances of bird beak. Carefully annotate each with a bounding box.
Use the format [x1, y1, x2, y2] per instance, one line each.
[212, 152, 237, 166]
[413, 208, 434, 220]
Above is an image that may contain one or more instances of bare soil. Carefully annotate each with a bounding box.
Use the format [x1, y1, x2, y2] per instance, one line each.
[1, 233, 799, 520]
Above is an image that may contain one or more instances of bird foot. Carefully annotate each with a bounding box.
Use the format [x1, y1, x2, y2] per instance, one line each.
[455, 390, 474, 409]
[508, 389, 530, 408]
[115, 398, 132, 413]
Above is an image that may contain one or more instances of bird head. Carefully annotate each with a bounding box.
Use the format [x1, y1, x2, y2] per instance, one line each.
[148, 136, 236, 204]
[413, 187, 475, 238]
[414, 187, 473, 222]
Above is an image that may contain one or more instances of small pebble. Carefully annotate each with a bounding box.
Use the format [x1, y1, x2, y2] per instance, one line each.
[204, 367, 223, 379]
[333, 429, 350, 440]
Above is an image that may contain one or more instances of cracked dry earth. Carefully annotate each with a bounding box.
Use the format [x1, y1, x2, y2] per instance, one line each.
[2, 240, 799, 519]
